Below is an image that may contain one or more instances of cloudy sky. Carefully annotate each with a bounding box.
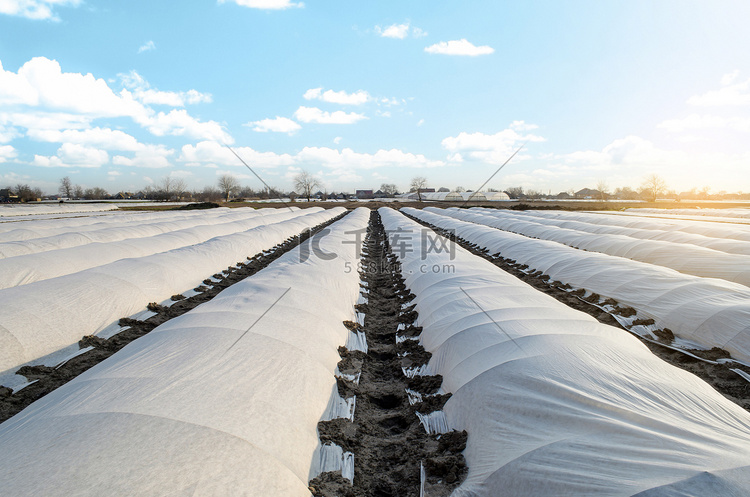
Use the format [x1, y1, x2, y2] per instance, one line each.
[1, 0, 750, 195]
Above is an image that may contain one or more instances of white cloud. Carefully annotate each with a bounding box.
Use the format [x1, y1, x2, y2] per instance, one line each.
[180, 140, 443, 171]
[417, 119, 425, 127]
[0, 145, 17, 162]
[688, 75, 750, 106]
[303, 87, 371, 105]
[27, 127, 143, 151]
[442, 124, 545, 163]
[33, 143, 109, 168]
[294, 106, 367, 124]
[0, 111, 91, 131]
[245, 116, 301, 134]
[374, 21, 427, 39]
[0, 125, 19, 143]
[112, 144, 174, 169]
[658, 114, 750, 133]
[333, 136, 342, 144]
[119, 70, 212, 107]
[3, 57, 148, 118]
[0, 0, 81, 20]
[424, 39, 494, 56]
[142, 109, 232, 143]
[218, 0, 303, 10]
[138, 40, 156, 53]
[180, 141, 295, 169]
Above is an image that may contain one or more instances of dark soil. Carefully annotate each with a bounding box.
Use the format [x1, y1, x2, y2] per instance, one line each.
[0, 211, 348, 424]
[309, 210, 467, 497]
[403, 211, 750, 413]
[174, 202, 220, 210]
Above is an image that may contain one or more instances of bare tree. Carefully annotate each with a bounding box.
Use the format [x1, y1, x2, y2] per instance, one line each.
[218, 174, 241, 202]
[505, 186, 524, 199]
[455, 186, 466, 193]
[380, 183, 398, 196]
[640, 174, 667, 202]
[410, 176, 427, 201]
[595, 180, 609, 201]
[59, 177, 72, 198]
[294, 170, 321, 202]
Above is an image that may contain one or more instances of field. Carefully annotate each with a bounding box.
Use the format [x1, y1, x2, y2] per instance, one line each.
[1, 203, 750, 496]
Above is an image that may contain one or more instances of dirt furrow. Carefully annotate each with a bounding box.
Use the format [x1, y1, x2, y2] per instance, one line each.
[310, 210, 466, 497]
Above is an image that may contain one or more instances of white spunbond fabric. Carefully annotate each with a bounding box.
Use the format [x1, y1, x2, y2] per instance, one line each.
[0, 207, 269, 258]
[430, 207, 750, 288]
[0, 207, 369, 497]
[474, 208, 750, 256]
[481, 207, 750, 242]
[405, 207, 750, 363]
[0, 207, 345, 374]
[0, 203, 119, 218]
[0, 208, 321, 288]
[380, 207, 750, 497]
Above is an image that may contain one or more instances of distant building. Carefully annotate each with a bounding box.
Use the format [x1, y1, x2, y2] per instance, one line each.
[575, 188, 601, 199]
[0, 188, 19, 202]
[356, 189, 374, 199]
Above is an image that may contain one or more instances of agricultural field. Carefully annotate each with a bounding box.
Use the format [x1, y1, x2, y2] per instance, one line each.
[1, 204, 750, 496]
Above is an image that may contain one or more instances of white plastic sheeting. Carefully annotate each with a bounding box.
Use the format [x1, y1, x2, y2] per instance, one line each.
[0, 207, 345, 374]
[0, 208, 320, 288]
[406, 207, 750, 363]
[0, 208, 369, 496]
[0, 207, 270, 258]
[430, 207, 750, 287]
[381, 207, 750, 496]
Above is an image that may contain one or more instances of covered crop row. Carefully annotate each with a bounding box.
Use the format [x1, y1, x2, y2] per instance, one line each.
[0, 206, 286, 242]
[483, 207, 750, 242]
[0, 207, 345, 374]
[381, 207, 750, 496]
[0, 208, 320, 288]
[467, 207, 750, 256]
[0, 208, 370, 496]
[0, 203, 119, 218]
[406, 207, 750, 363]
[0, 207, 276, 258]
[428, 207, 750, 287]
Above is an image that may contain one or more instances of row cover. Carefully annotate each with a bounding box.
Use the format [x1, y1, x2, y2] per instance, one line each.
[431, 207, 750, 288]
[382, 207, 750, 496]
[469, 207, 750, 256]
[0, 207, 277, 258]
[0, 207, 369, 496]
[0, 207, 345, 374]
[406, 207, 750, 363]
[626, 207, 750, 220]
[493, 207, 750, 242]
[0, 206, 282, 242]
[0, 203, 119, 218]
[0, 208, 320, 288]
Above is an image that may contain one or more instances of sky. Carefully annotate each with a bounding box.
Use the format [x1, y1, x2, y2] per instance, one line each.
[1, 0, 750, 196]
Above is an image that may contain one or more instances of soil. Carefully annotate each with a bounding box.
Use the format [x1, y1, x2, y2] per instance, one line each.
[0, 211, 347, 424]
[309, 210, 466, 497]
[403, 211, 750, 413]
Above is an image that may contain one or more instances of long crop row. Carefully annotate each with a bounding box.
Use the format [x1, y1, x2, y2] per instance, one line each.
[381, 208, 750, 496]
[0, 207, 343, 374]
[427, 207, 750, 287]
[0, 208, 370, 496]
[407, 207, 750, 364]
[2, 206, 750, 496]
[0, 207, 285, 258]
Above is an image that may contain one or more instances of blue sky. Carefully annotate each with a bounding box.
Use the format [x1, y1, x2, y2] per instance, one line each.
[1, 0, 750, 195]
